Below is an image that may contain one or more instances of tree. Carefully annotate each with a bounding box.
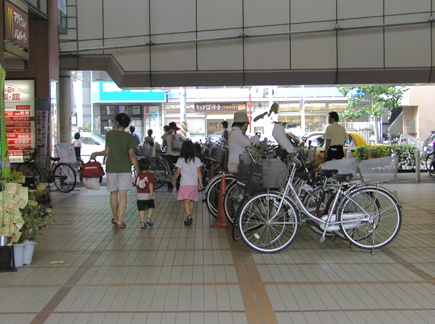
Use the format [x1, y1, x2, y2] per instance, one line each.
[338, 86, 408, 121]
[338, 86, 408, 143]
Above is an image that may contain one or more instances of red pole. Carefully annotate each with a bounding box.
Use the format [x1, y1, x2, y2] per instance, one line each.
[248, 86, 252, 133]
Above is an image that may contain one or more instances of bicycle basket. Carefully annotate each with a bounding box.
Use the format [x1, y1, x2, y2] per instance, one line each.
[210, 147, 226, 165]
[261, 158, 289, 188]
[237, 152, 264, 193]
[22, 148, 36, 161]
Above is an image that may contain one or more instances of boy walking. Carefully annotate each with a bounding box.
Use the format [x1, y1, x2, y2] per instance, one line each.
[136, 158, 155, 228]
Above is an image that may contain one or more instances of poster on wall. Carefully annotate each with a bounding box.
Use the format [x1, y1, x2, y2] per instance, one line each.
[4, 80, 35, 163]
[36, 99, 50, 166]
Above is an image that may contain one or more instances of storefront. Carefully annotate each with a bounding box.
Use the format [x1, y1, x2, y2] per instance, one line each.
[91, 82, 166, 141]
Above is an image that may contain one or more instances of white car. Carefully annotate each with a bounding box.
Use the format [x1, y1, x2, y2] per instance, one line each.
[73, 132, 106, 164]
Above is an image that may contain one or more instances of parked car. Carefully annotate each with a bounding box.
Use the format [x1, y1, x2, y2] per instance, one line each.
[72, 132, 106, 164]
[301, 131, 368, 168]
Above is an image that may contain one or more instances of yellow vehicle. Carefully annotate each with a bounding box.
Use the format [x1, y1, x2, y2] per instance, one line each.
[301, 131, 368, 168]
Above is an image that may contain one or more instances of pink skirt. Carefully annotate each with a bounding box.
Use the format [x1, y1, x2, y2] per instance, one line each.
[177, 185, 199, 201]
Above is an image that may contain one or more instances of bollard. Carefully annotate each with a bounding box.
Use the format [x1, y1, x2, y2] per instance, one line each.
[213, 174, 232, 227]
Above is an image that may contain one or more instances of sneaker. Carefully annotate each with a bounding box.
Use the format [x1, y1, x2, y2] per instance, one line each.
[146, 219, 154, 227]
[140, 222, 147, 229]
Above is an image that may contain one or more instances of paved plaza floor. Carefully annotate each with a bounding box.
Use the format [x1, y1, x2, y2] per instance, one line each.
[0, 172, 434, 324]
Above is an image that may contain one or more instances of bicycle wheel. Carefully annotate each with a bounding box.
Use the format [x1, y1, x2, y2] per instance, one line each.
[205, 174, 237, 218]
[302, 187, 335, 238]
[425, 153, 435, 175]
[53, 163, 77, 193]
[149, 158, 168, 189]
[338, 186, 401, 250]
[223, 180, 246, 223]
[232, 196, 250, 241]
[16, 162, 42, 178]
[238, 192, 299, 253]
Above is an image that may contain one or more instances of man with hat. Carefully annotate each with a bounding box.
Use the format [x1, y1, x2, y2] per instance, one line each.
[228, 111, 260, 172]
[163, 122, 185, 191]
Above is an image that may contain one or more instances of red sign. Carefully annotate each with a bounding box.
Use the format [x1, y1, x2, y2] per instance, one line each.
[5, 128, 31, 133]
[5, 121, 31, 127]
[6, 133, 31, 139]
[4, 1, 29, 49]
[5, 116, 34, 121]
[5, 110, 31, 116]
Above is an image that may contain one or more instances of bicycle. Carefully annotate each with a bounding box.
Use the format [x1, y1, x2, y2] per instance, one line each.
[425, 151, 435, 175]
[17, 147, 77, 193]
[237, 153, 402, 253]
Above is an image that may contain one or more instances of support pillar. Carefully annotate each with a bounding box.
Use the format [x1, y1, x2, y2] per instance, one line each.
[59, 73, 72, 143]
[180, 87, 187, 138]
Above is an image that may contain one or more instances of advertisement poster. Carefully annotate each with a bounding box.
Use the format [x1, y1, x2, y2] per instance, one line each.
[4, 80, 35, 163]
[0, 64, 10, 178]
[35, 99, 50, 166]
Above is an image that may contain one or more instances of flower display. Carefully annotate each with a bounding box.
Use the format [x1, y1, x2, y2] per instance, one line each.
[0, 182, 26, 243]
[1, 178, 53, 244]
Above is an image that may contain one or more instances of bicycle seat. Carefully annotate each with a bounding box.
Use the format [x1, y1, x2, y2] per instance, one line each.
[332, 173, 353, 182]
[317, 169, 338, 178]
[50, 157, 61, 162]
[294, 170, 316, 181]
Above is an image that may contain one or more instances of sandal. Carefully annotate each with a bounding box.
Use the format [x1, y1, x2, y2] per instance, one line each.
[146, 219, 154, 227]
[184, 216, 193, 226]
[111, 218, 117, 225]
[139, 222, 146, 229]
[117, 222, 126, 228]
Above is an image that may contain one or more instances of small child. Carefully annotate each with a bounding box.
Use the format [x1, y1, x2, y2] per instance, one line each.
[171, 140, 203, 225]
[135, 158, 156, 229]
[72, 132, 82, 161]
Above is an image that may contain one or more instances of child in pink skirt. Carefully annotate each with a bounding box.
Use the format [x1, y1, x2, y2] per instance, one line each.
[171, 140, 203, 225]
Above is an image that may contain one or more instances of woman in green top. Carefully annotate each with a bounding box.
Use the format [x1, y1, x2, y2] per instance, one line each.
[91, 113, 139, 228]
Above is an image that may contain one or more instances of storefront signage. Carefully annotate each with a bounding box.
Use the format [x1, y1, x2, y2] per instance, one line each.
[194, 102, 247, 112]
[4, 80, 35, 163]
[4, 1, 29, 49]
[96, 82, 166, 102]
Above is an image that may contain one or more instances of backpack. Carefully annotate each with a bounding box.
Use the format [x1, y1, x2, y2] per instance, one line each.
[171, 137, 183, 151]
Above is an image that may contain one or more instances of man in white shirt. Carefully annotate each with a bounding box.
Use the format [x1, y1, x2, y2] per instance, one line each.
[324, 111, 348, 161]
[227, 111, 260, 172]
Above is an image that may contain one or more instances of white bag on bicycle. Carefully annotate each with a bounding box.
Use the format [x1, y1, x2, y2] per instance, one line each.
[83, 177, 100, 190]
[272, 123, 295, 153]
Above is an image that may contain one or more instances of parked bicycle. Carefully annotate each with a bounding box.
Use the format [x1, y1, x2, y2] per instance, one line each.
[17, 147, 77, 193]
[425, 150, 435, 175]
[236, 153, 401, 253]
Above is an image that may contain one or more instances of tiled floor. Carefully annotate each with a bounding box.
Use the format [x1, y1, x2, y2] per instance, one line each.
[1, 173, 435, 324]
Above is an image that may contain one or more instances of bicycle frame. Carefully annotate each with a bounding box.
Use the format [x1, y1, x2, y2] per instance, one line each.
[32, 159, 54, 182]
[268, 162, 376, 241]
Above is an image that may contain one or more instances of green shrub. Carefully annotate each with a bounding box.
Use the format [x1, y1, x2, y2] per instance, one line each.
[356, 144, 420, 170]
[355, 145, 393, 162]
